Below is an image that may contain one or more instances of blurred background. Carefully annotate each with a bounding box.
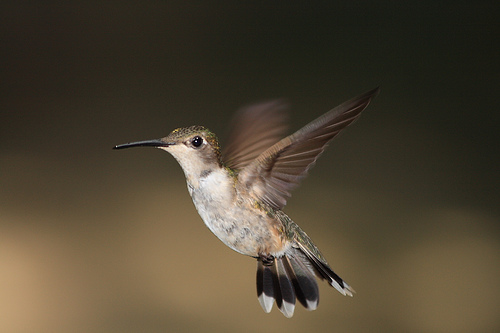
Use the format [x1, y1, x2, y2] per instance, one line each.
[1, 2, 499, 332]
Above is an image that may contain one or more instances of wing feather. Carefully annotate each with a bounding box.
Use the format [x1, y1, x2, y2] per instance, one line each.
[223, 100, 289, 170]
[239, 88, 379, 210]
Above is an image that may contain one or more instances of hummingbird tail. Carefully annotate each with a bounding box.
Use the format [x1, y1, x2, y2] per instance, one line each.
[256, 249, 320, 317]
[256, 244, 354, 317]
[296, 242, 355, 297]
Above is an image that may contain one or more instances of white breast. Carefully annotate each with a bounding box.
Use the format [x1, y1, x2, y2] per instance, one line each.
[188, 169, 239, 243]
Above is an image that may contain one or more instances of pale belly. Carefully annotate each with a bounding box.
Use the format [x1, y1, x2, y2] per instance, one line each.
[194, 199, 281, 256]
[187, 174, 285, 257]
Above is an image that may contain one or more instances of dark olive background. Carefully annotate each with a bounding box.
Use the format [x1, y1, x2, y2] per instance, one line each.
[1, 2, 499, 332]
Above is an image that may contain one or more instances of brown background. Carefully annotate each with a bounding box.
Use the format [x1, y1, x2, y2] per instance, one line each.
[1, 2, 499, 332]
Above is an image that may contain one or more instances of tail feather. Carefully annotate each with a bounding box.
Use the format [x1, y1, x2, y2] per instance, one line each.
[256, 246, 353, 317]
[296, 243, 355, 297]
[256, 260, 275, 313]
[274, 257, 296, 317]
[285, 249, 319, 310]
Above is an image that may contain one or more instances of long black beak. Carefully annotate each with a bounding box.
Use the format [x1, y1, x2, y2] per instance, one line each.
[113, 139, 172, 150]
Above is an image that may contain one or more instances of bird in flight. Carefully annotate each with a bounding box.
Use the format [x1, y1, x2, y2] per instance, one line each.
[114, 88, 379, 317]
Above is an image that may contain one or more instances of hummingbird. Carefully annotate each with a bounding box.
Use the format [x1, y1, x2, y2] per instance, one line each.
[114, 88, 379, 317]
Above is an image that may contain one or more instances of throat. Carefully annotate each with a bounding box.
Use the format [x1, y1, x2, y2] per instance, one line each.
[186, 167, 233, 198]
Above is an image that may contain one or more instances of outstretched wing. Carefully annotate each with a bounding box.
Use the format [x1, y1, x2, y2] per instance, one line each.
[238, 88, 380, 210]
[223, 100, 289, 171]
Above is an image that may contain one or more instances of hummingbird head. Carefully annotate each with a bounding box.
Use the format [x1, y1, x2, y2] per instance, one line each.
[114, 125, 223, 180]
[161, 125, 222, 166]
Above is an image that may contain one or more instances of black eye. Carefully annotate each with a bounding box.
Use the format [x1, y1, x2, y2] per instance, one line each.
[191, 136, 203, 147]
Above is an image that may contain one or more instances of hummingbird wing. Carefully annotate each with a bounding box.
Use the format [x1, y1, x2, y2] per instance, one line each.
[223, 100, 289, 171]
[238, 88, 379, 210]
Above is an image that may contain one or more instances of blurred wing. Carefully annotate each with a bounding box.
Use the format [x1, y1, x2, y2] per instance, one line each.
[238, 88, 380, 210]
[223, 100, 289, 171]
